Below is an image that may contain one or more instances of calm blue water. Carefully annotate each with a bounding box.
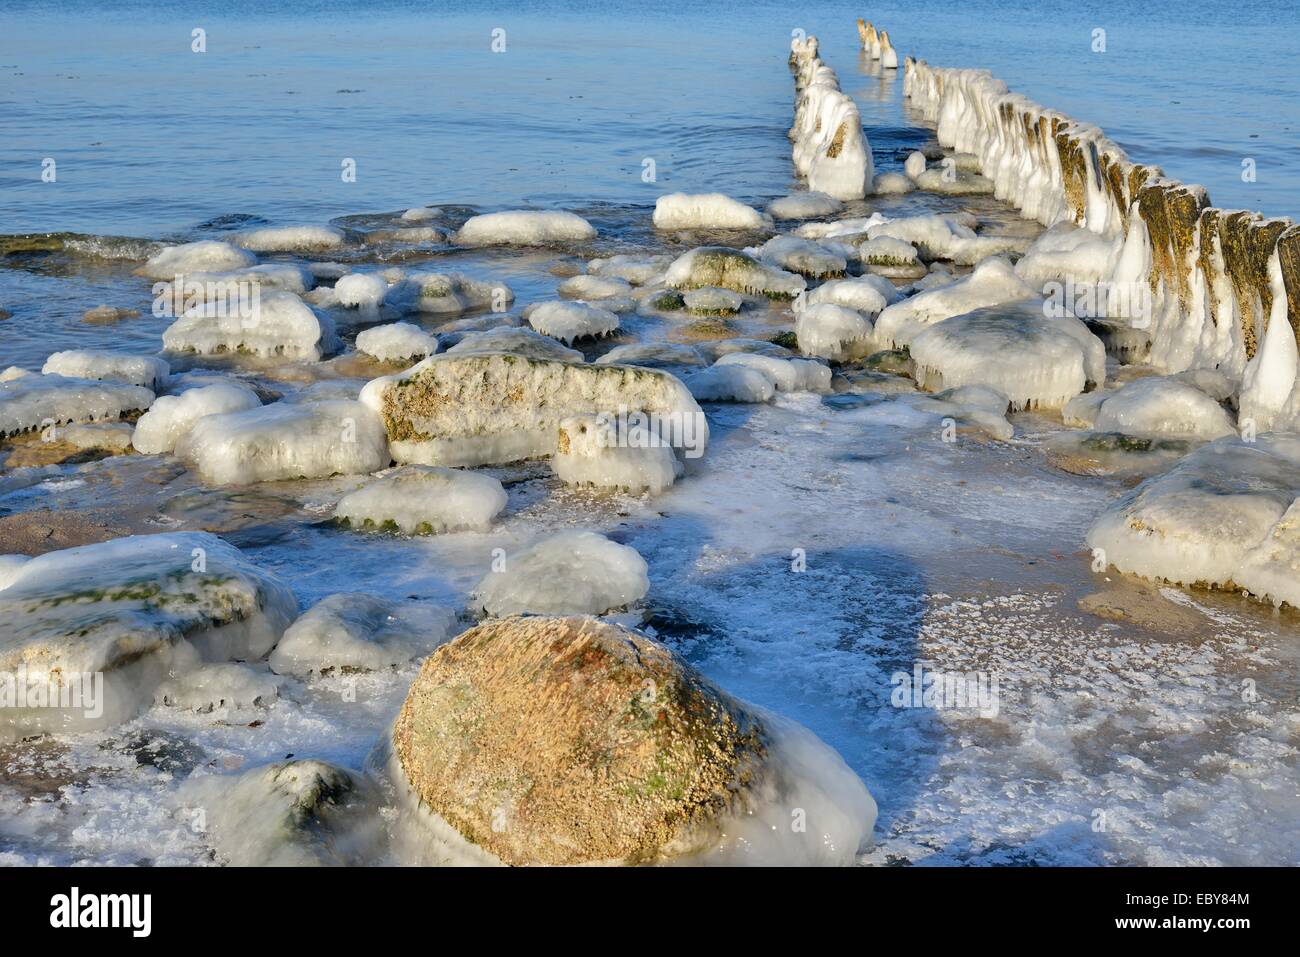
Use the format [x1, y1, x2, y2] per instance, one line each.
[2, 0, 1298, 237]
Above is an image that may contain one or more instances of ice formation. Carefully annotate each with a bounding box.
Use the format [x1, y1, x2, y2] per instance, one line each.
[269, 593, 456, 677]
[334, 465, 507, 534]
[1087, 435, 1300, 608]
[652, 193, 770, 231]
[1086, 376, 1237, 440]
[557, 274, 633, 300]
[714, 352, 832, 393]
[154, 662, 282, 712]
[360, 353, 708, 466]
[586, 253, 673, 285]
[131, 381, 262, 454]
[871, 171, 914, 195]
[767, 191, 844, 221]
[162, 289, 340, 361]
[384, 272, 512, 314]
[856, 236, 921, 272]
[753, 235, 847, 279]
[908, 301, 1105, 410]
[595, 342, 707, 370]
[790, 35, 874, 199]
[473, 531, 649, 617]
[552, 413, 682, 494]
[137, 240, 255, 280]
[682, 287, 745, 316]
[176, 399, 390, 484]
[802, 275, 895, 315]
[795, 303, 875, 362]
[354, 322, 439, 362]
[0, 373, 155, 437]
[236, 225, 346, 252]
[867, 214, 1025, 265]
[684, 364, 776, 403]
[873, 257, 1037, 348]
[665, 246, 806, 299]
[445, 326, 583, 362]
[0, 532, 296, 739]
[334, 272, 390, 310]
[41, 350, 169, 390]
[454, 210, 596, 246]
[527, 300, 620, 344]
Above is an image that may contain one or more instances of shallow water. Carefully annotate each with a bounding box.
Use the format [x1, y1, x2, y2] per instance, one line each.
[2, 1, 1300, 867]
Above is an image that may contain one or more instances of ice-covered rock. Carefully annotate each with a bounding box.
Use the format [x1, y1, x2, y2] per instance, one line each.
[867, 215, 1025, 265]
[913, 385, 1015, 440]
[0, 373, 155, 437]
[795, 214, 888, 242]
[61, 421, 135, 453]
[714, 352, 832, 393]
[802, 275, 895, 316]
[557, 274, 633, 301]
[269, 593, 456, 677]
[754, 235, 848, 279]
[795, 304, 874, 362]
[682, 286, 744, 316]
[154, 662, 282, 712]
[652, 192, 770, 231]
[334, 465, 506, 534]
[871, 171, 914, 195]
[586, 254, 673, 285]
[42, 350, 169, 390]
[236, 225, 346, 252]
[474, 531, 649, 617]
[391, 615, 875, 865]
[354, 322, 439, 363]
[455, 210, 596, 246]
[445, 326, 582, 362]
[0, 532, 296, 739]
[553, 414, 682, 494]
[138, 240, 256, 280]
[131, 381, 262, 454]
[176, 399, 390, 484]
[685, 364, 777, 403]
[1088, 435, 1300, 607]
[334, 273, 389, 310]
[665, 247, 806, 299]
[1086, 377, 1237, 441]
[767, 191, 844, 221]
[856, 236, 923, 278]
[1014, 223, 1118, 287]
[384, 272, 512, 314]
[909, 302, 1105, 410]
[595, 342, 707, 370]
[162, 289, 340, 361]
[873, 257, 1037, 348]
[361, 353, 707, 466]
[0, 554, 32, 590]
[526, 301, 620, 344]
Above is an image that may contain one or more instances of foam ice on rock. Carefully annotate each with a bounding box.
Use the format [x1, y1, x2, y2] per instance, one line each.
[789, 36, 873, 200]
[137, 240, 256, 280]
[526, 301, 620, 344]
[269, 593, 457, 677]
[685, 364, 776, 403]
[0, 532, 296, 740]
[334, 273, 389, 310]
[873, 256, 1037, 348]
[454, 210, 596, 247]
[334, 465, 507, 535]
[42, 350, 170, 390]
[236, 225, 346, 252]
[795, 303, 875, 362]
[0, 373, 155, 437]
[652, 193, 770, 231]
[752, 235, 847, 279]
[162, 289, 340, 361]
[446, 326, 582, 362]
[714, 352, 832, 393]
[176, 399, 390, 484]
[909, 301, 1105, 410]
[360, 353, 707, 467]
[1085, 376, 1237, 441]
[553, 414, 682, 494]
[665, 246, 805, 299]
[1087, 434, 1300, 608]
[132, 381, 262, 454]
[355, 322, 439, 362]
[766, 191, 844, 221]
[473, 530, 649, 617]
[154, 662, 283, 712]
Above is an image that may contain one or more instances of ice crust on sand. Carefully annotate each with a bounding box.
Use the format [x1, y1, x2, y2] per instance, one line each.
[0, 374, 155, 437]
[553, 414, 682, 494]
[162, 290, 340, 361]
[176, 399, 390, 484]
[455, 210, 596, 246]
[909, 302, 1105, 410]
[269, 593, 456, 677]
[131, 381, 262, 454]
[795, 303, 874, 362]
[236, 225, 346, 252]
[653, 193, 770, 231]
[1086, 377, 1237, 441]
[473, 531, 649, 617]
[355, 322, 439, 362]
[1087, 435, 1300, 608]
[446, 326, 583, 362]
[527, 301, 620, 344]
[138, 240, 256, 280]
[665, 247, 805, 299]
[42, 350, 169, 390]
[360, 353, 707, 467]
[0, 532, 296, 739]
[873, 257, 1037, 348]
[685, 365, 777, 403]
[767, 191, 844, 221]
[334, 465, 507, 535]
[715, 352, 832, 393]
